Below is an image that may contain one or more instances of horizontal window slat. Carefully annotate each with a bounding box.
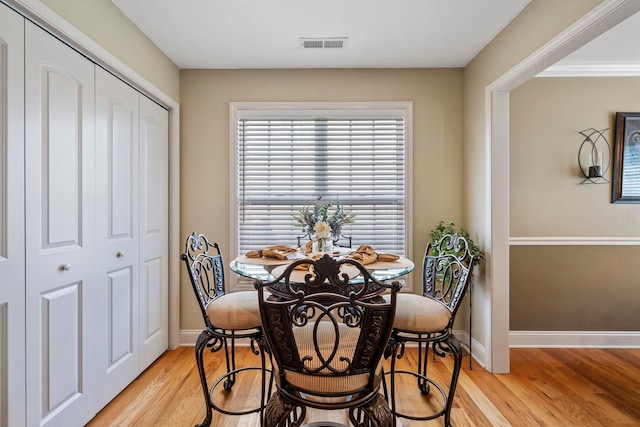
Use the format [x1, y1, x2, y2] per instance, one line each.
[236, 113, 407, 256]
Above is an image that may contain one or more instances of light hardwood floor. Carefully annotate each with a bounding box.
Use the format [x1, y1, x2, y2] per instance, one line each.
[87, 346, 640, 426]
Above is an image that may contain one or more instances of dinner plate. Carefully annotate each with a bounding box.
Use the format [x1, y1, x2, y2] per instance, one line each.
[271, 263, 361, 283]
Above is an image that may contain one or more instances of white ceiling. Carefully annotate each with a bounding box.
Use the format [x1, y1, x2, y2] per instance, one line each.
[545, 9, 640, 76]
[558, 9, 640, 65]
[110, 0, 531, 69]
[110, 0, 640, 73]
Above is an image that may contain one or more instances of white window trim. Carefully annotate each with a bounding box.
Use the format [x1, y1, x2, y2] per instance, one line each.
[229, 101, 414, 292]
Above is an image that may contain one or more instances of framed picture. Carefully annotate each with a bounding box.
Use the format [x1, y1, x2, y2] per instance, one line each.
[612, 112, 640, 203]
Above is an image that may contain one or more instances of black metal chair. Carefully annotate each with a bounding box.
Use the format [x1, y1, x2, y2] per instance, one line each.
[255, 254, 401, 427]
[181, 232, 270, 427]
[385, 233, 479, 427]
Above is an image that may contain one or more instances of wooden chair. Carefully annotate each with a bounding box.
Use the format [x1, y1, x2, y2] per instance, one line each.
[385, 233, 479, 427]
[255, 254, 401, 426]
[181, 232, 270, 427]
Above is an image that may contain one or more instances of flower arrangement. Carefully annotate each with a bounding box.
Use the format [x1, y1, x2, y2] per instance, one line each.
[294, 196, 355, 240]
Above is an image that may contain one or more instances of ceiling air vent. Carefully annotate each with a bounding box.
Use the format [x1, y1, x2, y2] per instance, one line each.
[300, 37, 348, 49]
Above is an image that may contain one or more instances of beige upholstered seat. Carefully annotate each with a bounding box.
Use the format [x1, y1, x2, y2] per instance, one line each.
[181, 232, 269, 427]
[384, 293, 451, 333]
[206, 291, 261, 331]
[386, 233, 479, 427]
[255, 254, 401, 427]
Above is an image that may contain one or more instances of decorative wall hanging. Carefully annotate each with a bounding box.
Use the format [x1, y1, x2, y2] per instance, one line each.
[612, 112, 640, 203]
[578, 128, 610, 184]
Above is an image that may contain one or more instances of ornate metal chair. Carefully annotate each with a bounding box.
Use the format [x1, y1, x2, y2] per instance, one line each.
[255, 254, 401, 427]
[385, 233, 479, 427]
[181, 232, 270, 427]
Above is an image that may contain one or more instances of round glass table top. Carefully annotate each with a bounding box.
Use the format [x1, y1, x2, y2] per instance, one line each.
[230, 249, 414, 284]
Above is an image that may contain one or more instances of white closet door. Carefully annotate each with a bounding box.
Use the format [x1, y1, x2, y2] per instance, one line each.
[0, 5, 25, 427]
[95, 66, 141, 408]
[139, 96, 169, 368]
[25, 22, 99, 427]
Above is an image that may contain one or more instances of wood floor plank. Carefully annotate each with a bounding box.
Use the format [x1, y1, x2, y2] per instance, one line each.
[548, 348, 640, 420]
[87, 346, 640, 426]
[508, 349, 608, 426]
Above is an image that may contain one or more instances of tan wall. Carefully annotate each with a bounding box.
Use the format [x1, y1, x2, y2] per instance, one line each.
[463, 0, 602, 347]
[509, 77, 640, 331]
[511, 246, 640, 330]
[41, 0, 180, 101]
[511, 77, 640, 237]
[179, 68, 464, 329]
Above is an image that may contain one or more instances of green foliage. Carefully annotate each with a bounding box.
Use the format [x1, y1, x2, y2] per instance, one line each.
[428, 220, 484, 260]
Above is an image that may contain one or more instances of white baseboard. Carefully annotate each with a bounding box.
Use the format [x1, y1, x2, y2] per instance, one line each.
[454, 329, 487, 369]
[510, 330, 640, 348]
[180, 329, 200, 346]
[179, 329, 257, 347]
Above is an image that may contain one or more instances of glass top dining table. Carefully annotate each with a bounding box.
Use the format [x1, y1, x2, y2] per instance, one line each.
[229, 248, 415, 284]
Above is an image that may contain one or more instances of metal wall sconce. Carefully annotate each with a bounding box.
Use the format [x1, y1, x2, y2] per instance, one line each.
[578, 128, 610, 184]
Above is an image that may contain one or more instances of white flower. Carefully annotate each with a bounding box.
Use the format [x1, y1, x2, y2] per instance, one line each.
[313, 221, 331, 239]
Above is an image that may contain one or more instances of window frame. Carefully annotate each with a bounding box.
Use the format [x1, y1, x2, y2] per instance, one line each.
[229, 101, 413, 291]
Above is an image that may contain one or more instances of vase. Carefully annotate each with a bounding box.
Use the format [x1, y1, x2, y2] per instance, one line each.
[312, 234, 333, 254]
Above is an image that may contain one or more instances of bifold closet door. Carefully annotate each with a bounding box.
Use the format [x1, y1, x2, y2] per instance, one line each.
[94, 66, 141, 409]
[24, 21, 99, 427]
[94, 68, 169, 404]
[139, 95, 169, 369]
[0, 4, 25, 427]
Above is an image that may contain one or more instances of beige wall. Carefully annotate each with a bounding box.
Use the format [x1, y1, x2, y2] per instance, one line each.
[38, 0, 634, 338]
[509, 76, 640, 331]
[463, 0, 603, 348]
[511, 246, 640, 330]
[41, 0, 180, 101]
[179, 68, 464, 329]
[511, 77, 640, 237]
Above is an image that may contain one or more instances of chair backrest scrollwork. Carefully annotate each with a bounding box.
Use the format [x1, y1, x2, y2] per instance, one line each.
[255, 254, 401, 406]
[423, 233, 479, 323]
[180, 232, 226, 330]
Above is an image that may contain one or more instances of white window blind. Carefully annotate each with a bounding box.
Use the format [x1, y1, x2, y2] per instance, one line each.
[235, 108, 408, 256]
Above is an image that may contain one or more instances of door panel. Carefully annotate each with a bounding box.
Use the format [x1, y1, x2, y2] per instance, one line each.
[42, 283, 82, 413]
[95, 66, 140, 408]
[139, 96, 168, 368]
[108, 267, 134, 365]
[0, 6, 25, 426]
[43, 70, 82, 247]
[25, 22, 97, 427]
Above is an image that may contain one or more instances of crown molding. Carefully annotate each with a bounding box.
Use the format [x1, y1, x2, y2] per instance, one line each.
[538, 62, 640, 77]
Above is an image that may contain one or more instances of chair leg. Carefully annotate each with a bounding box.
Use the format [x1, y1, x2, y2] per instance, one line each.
[387, 340, 400, 427]
[264, 391, 306, 427]
[194, 330, 217, 427]
[257, 336, 273, 427]
[417, 336, 431, 394]
[442, 335, 463, 427]
[387, 334, 461, 427]
[223, 333, 236, 390]
[348, 394, 393, 427]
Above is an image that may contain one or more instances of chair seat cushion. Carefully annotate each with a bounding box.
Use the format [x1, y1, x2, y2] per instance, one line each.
[206, 291, 262, 330]
[385, 293, 451, 333]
